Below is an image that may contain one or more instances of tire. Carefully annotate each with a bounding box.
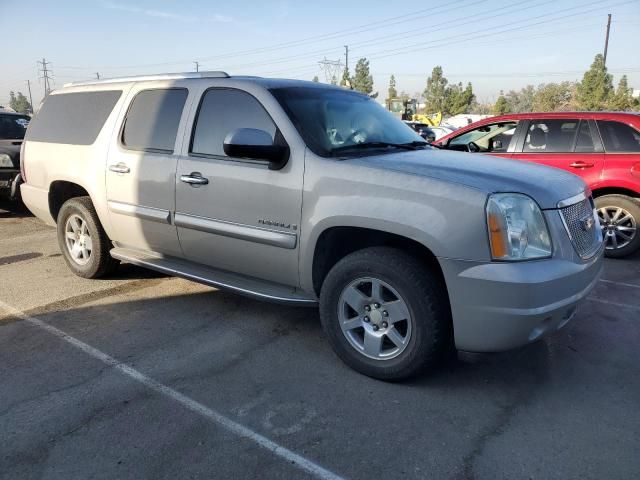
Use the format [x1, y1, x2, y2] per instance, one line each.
[319, 247, 452, 381]
[595, 195, 640, 258]
[56, 196, 118, 278]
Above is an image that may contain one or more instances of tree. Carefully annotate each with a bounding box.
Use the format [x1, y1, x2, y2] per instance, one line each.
[340, 67, 351, 88]
[532, 82, 574, 112]
[608, 75, 635, 111]
[505, 85, 535, 113]
[576, 54, 613, 111]
[312, 75, 319, 83]
[9, 91, 32, 114]
[388, 75, 398, 100]
[446, 82, 475, 115]
[352, 58, 374, 94]
[330, 75, 338, 85]
[423, 66, 448, 113]
[493, 91, 509, 115]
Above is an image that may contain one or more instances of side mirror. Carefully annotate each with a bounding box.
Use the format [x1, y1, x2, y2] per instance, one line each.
[223, 128, 289, 170]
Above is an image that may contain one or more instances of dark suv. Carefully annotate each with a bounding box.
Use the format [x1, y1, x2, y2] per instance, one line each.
[0, 111, 30, 201]
[436, 112, 640, 257]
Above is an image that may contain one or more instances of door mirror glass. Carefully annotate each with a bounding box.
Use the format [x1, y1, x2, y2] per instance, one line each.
[223, 128, 289, 170]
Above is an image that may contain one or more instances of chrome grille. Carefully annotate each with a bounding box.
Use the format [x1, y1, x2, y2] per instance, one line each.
[559, 197, 602, 259]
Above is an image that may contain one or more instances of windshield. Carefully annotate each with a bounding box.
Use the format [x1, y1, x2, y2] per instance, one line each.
[270, 86, 423, 156]
[0, 114, 30, 140]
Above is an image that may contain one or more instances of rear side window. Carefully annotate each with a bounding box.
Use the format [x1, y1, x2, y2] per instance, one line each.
[191, 88, 276, 158]
[523, 120, 579, 153]
[25, 91, 121, 145]
[597, 120, 640, 153]
[122, 88, 188, 153]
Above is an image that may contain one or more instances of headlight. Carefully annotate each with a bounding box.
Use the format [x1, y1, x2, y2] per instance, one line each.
[0, 153, 13, 168]
[486, 193, 552, 260]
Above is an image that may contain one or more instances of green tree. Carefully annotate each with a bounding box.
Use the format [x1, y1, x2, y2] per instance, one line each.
[388, 74, 398, 100]
[532, 82, 574, 111]
[9, 91, 32, 114]
[608, 75, 635, 111]
[340, 67, 351, 88]
[352, 58, 373, 94]
[576, 54, 613, 111]
[312, 75, 319, 83]
[493, 91, 509, 115]
[505, 85, 535, 113]
[446, 82, 475, 115]
[423, 66, 448, 113]
[330, 75, 338, 85]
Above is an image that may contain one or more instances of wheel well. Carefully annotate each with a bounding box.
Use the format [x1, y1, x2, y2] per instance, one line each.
[312, 226, 444, 296]
[592, 187, 640, 200]
[49, 181, 90, 221]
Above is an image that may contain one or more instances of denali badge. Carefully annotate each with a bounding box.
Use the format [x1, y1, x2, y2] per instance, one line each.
[258, 219, 298, 230]
[580, 215, 595, 232]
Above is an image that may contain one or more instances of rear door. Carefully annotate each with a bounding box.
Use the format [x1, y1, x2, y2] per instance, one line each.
[511, 119, 604, 188]
[595, 119, 640, 189]
[106, 83, 190, 256]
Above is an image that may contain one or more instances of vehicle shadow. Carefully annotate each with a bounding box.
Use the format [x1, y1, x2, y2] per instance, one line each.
[0, 199, 34, 219]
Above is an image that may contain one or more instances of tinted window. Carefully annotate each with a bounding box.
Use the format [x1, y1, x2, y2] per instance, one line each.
[0, 114, 30, 140]
[191, 89, 276, 157]
[26, 91, 121, 145]
[597, 120, 640, 153]
[574, 120, 595, 153]
[122, 89, 187, 152]
[450, 122, 517, 153]
[523, 120, 579, 153]
[270, 87, 422, 157]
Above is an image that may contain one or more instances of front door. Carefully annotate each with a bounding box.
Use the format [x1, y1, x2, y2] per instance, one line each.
[106, 84, 190, 256]
[444, 120, 519, 158]
[175, 87, 303, 287]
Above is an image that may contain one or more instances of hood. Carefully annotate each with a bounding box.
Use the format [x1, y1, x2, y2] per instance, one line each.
[0, 140, 21, 168]
[354, 148, 586, 209]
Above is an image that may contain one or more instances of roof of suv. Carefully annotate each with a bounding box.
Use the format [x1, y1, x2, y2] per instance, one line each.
[62, 71, 344, 91]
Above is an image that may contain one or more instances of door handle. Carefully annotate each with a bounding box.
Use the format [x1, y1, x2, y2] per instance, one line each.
[569, 161, 594, 169]
[180, 173, 209, 186]
[108, 163, 130, 174]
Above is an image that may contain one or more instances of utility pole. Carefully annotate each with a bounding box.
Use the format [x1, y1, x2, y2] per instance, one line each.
[26, 80, 34, 115]
[344, 45, 349, 72]
[37, 58, 53, 97]
[194, 61, 200, 72]
[603, 13, 612, 66]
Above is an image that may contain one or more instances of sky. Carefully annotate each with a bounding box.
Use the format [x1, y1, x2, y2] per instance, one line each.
[1, 0, 639, 108]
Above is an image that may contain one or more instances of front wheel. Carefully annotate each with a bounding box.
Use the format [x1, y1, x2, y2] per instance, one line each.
[56, 196, 119, 278]
[595, 195, 640, 258]
[319, 247, 452, 381]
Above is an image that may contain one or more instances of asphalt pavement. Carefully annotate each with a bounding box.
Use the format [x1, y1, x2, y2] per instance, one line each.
[1, 200, 638, 480]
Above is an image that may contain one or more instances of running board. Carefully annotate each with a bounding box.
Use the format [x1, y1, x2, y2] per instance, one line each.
[110, 247, 317, 306]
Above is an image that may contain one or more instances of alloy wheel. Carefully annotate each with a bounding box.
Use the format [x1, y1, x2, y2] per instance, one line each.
[338, 277, 412, 360]
[597, 206, 637, 250]
[64, 214, 93, 265]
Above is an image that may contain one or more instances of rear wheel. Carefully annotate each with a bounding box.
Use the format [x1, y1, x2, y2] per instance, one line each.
[319, 247, 452, 381]
[595, 195, 640, 258]
[56, 196, 118, 278]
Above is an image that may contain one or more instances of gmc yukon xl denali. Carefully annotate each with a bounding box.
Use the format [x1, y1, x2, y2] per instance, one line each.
[20, 72, 604, 380]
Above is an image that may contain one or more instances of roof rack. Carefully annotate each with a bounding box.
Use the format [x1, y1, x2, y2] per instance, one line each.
[63, 71, 230, 87]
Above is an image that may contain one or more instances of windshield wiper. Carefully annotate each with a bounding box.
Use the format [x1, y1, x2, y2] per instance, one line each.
[330, 141, 428, 155]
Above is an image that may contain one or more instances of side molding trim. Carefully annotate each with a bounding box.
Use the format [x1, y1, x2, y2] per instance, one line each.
[107, 200, 172, 224]
[174, 213, 297, 249]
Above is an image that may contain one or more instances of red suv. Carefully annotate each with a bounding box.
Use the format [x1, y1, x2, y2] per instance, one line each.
[436, 112, 640, 257]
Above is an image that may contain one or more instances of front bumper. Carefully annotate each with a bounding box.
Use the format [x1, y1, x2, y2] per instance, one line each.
[0, 169, 19, 198]
[439, 251, 603, 352]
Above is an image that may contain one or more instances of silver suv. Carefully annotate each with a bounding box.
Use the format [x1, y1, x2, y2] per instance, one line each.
[21, 72, 603, 380]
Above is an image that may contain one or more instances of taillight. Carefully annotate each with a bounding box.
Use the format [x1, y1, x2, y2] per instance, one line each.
[19, 141, 26, 183]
